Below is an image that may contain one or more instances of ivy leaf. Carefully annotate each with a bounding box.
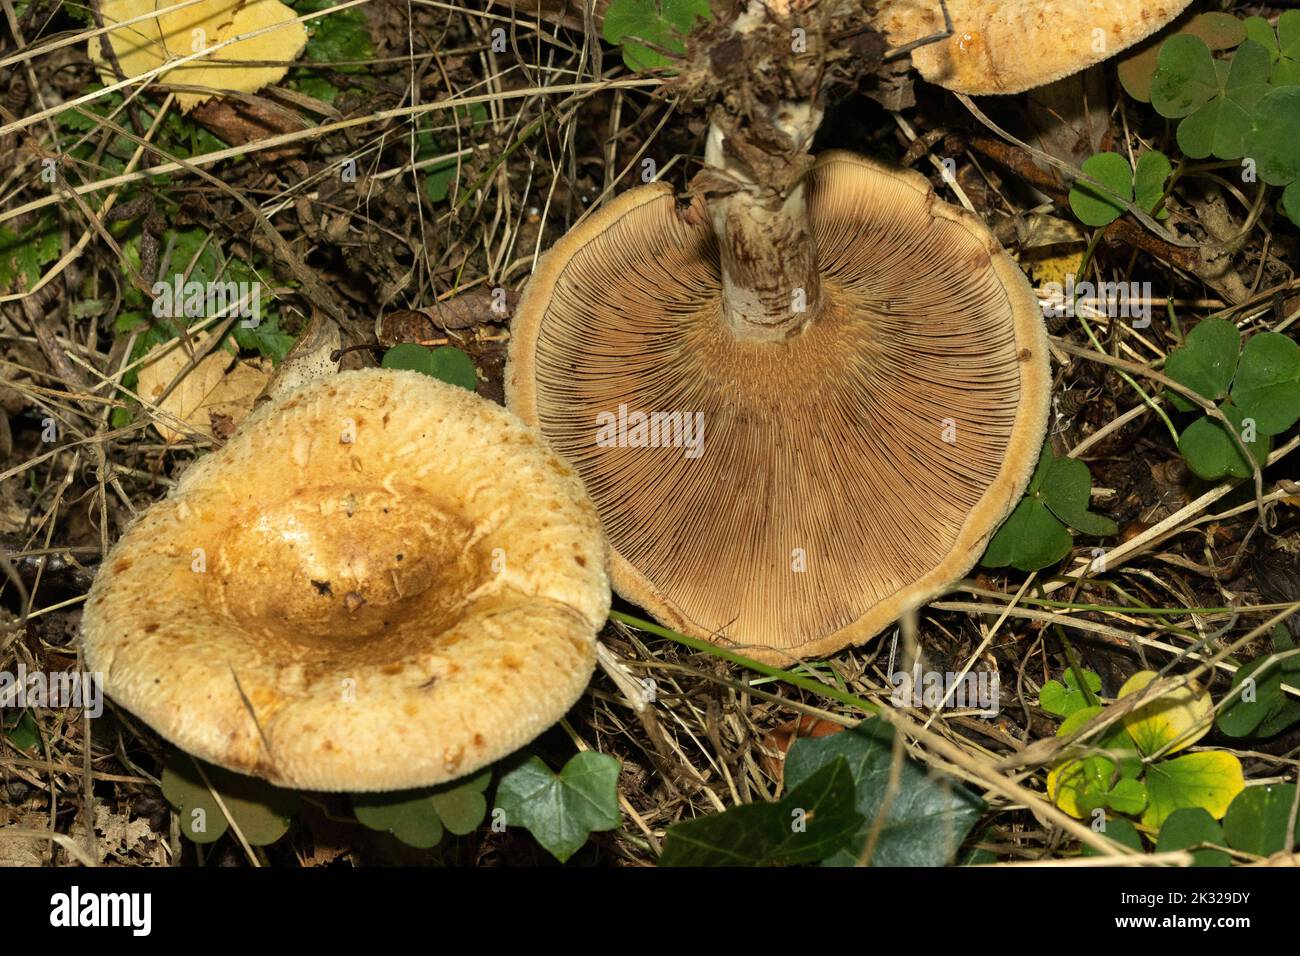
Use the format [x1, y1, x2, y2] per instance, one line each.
[1141, 751, 1244, 829]
[494, 752, 621, 863]
[1156, 807, 1232, 867]
[1068, 152, 1134, 227]
[1229, 331, 1300, 436]
[1222, 784, 1300, 856]
[602, 0, 710, 72]
[1164, 317, 1241, 411]
[161, 753, 300, 845]
[1178, 403, 1271, 480]
[382, 343, 478, 390]
[659, 757, 862, 866]
[782, 721, 984, 867]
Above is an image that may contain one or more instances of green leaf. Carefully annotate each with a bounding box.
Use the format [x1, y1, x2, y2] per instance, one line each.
[1133, 150, 1172, 217]
[1119, 12, 1245, 103]
[233, 314, 295, 363]
[351, 769, 489, 847]
[981, 498, 1072, 572]
[494, 752, 621, 863]
[1178, 403, 1271, 481]
[1217, 655, 1285, 737]
[1164, 317, 1240, 411]
[1283, 181, 1300, 230]
[602, 0, 710, 72]
[1039, 454, 1118, 538]
[381, 343, 478, 390]
[659, 757, 862, 866]
[0, 217, 60, 291]
[422, 159, 459, 204]
[1106, 778, 1149, 816]
[1230, 332, 1300, 436]
[1222, 784, 1300, 856]
[1245, 87, 1300, 186]
[1141, 751, 1244, 829]
[352, 790, 444, 849]
[297, 0, 373, 72]
[1041, 667, 1103, 717]
[428, 770, 491, 835]
[1245, 11, 1300, 85]
[1156, 807, 1231, 866]
[1151, 34, 1220, 118]
[1177, 40, 1271, 160]
[2, 710, 39, 752]
[1069, 152, 1134, 227]
[782, 721, 984, 867]
[1082, 816, 1143, 856]
[161, 754, 300, 845]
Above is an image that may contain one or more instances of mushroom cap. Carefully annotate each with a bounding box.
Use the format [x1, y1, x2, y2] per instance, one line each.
[507, 151, 1049, 662]
[82, 369, 610, 791]
[875, 0, 1193, 94]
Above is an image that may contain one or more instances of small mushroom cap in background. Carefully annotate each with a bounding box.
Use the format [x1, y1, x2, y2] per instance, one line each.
[82, 369, 610, 791]
[876, 0, 1194, 94]
[508, 151, 1049, 662]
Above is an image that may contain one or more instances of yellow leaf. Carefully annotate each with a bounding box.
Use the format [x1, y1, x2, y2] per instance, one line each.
[136, 332, 268, 441]
[90, 0, 307, 112]
[1046, 758, 1089, 819]
[1141, 751, 1244, 829]
[1119, 670, 1213, 757]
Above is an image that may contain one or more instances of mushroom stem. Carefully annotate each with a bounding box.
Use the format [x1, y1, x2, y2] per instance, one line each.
[702, 0, 825, 342]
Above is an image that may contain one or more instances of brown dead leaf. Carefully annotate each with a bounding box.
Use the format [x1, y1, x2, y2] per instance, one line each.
[137, 332, 269, 442]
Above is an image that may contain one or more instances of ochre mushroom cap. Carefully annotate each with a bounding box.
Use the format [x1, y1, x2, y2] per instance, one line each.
[875, 0, 1194, 94]
[508, 151, 1049, 662]
[82, 369, 610, 791]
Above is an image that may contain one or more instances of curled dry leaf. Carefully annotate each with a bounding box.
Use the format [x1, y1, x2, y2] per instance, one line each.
[761, 716, 845, 782]
[378, 288, 519, 345]
[89, 0, 308, 113]
[136, 331, 270, 442]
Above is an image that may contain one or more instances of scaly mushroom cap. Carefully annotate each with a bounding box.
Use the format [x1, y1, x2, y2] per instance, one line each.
[508, 152, 1049, 662]
[875, 0, 1193, 94]
[82, 369, 610, 791]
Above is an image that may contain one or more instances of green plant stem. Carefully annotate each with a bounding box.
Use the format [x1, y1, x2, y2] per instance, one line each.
[608, 610, 881, 715]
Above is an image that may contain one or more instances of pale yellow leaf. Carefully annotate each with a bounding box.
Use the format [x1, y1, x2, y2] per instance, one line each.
[135, 332, 266, 442]
[90, 0, 307, 112]
[1119, 670, 1214, 757]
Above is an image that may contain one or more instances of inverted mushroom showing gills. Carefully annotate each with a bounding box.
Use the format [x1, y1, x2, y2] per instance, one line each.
[82, 369, 610, 791]
[508, 152, 1049, 662]
[875, 0, 1194, 94]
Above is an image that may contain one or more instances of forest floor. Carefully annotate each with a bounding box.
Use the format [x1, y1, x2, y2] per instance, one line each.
[1, 0, 1299, 867]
